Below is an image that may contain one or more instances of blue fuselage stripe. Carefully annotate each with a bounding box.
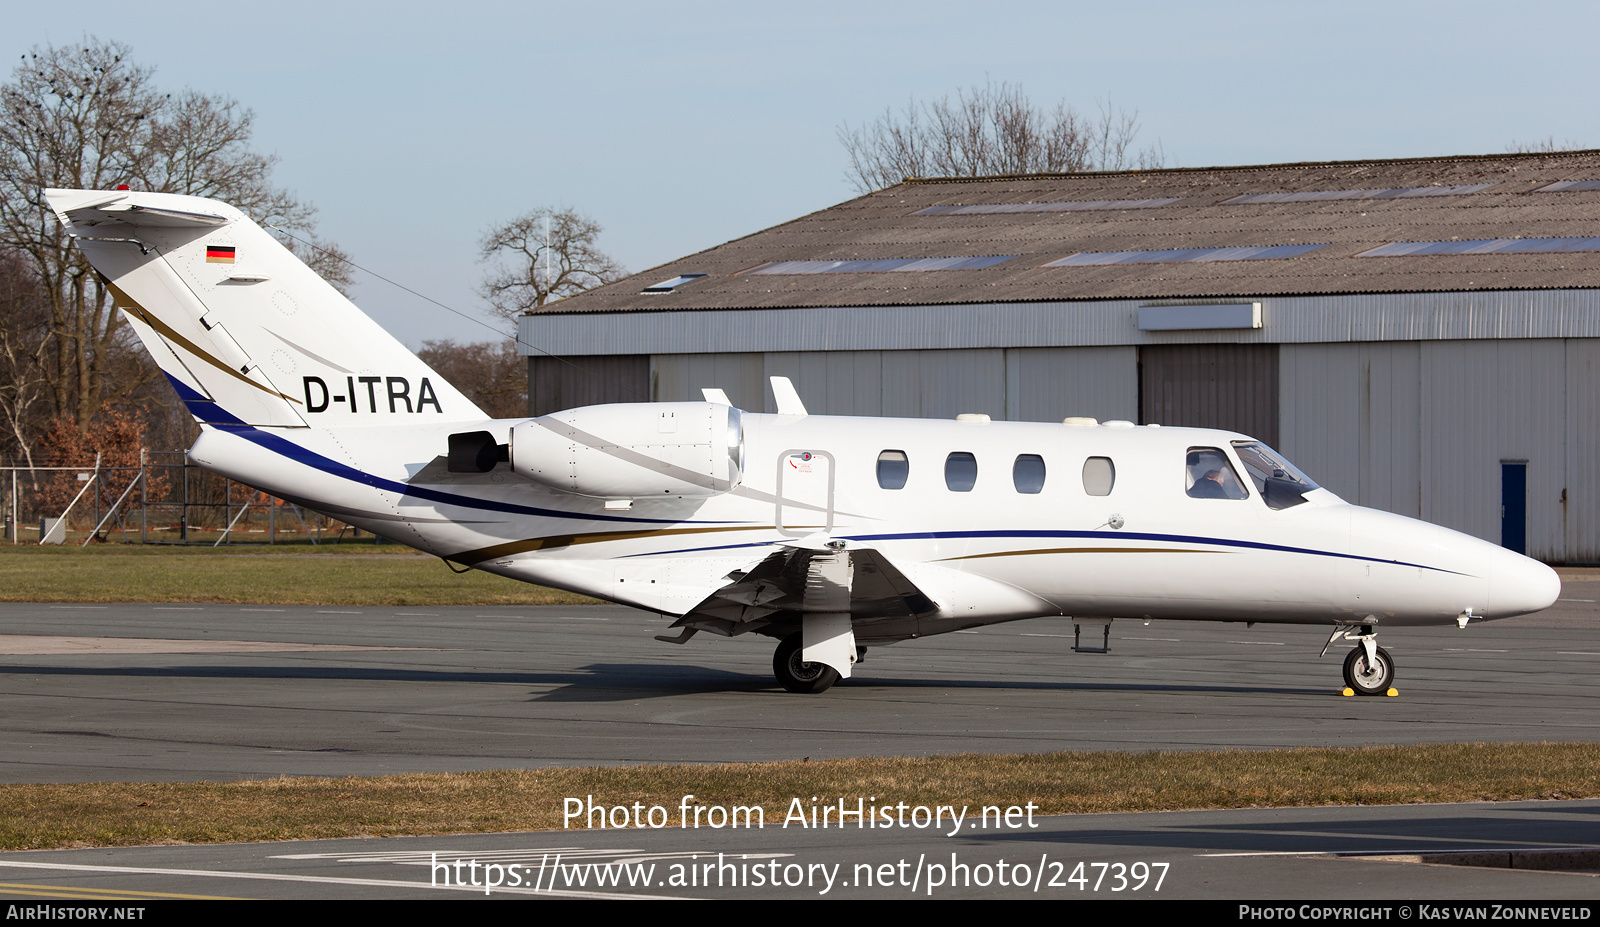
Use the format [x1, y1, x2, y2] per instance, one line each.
[620, 529, 1464, 574]
[214, 424, 719, 526]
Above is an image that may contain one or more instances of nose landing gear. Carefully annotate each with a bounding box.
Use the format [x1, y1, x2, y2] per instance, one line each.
[1323, 623, 1397, 696]
[1342, 641, 1395, 695]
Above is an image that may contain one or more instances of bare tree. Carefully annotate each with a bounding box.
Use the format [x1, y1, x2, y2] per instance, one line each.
[0, 251, 48, 467]
[477, 207, 625, 320]
[416, 339, 527, 418]
[838, 82, 1167, 193]
[1507, 136, 1586, 154]
[0, 38, 351, 439]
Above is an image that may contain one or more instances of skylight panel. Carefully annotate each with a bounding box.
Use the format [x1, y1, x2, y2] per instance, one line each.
[1044, 244, 1326, 266]
[1356, 237, 1600, 257]
[642, 273, 707, 294]
[744, 256, 1014, 275]
[914, 198, 1180, 215]
[1222, 184, 1495, 204]
[1536, 180, 1600, 192]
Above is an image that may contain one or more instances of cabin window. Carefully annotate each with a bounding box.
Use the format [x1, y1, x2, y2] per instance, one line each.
[1013, 454, 1046, 493]
[1082, 457, 1115, 496]
[1232, 441, 1319, 510]
[1185, 447, 1249, 500]
[945, 452, 978, 492]
[876, 450, 909, 490]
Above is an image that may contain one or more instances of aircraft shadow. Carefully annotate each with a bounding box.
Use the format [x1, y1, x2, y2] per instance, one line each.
[1, 662, 1328, 702]
[535, 664, 1327, 701]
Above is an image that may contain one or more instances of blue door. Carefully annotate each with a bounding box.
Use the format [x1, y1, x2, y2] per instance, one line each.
[1501, 461, 1527, 555]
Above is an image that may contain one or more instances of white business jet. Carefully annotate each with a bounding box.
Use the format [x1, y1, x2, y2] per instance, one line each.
[44, 189, 1561, 695]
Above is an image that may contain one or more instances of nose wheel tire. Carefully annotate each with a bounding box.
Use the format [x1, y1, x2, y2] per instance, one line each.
[1343, 644, 1394, 696]
[774, 633, 840, 694]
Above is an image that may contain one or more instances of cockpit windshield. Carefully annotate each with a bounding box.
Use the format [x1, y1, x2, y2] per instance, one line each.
[1231, 441, 1320, 510]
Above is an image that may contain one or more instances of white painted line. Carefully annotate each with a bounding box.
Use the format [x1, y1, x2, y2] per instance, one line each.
[317, 610, 363, 615]
[556, 616, 609, 621]
[1124, 636, 1182, 642]
[954, 630, 979, 634]
[1227, 640, 1285, 646]
[0, 859, 675, 900]
[1557, 651, 1600, 656]
[1560, 598, 1598, 603]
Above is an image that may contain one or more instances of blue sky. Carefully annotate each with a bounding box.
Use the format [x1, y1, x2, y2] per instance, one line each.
[11, 1, 1596, 347]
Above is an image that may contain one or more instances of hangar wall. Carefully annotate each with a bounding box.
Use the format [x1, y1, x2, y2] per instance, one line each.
[650, 346, 1138, 424]
[1281, 339, 1600, 563]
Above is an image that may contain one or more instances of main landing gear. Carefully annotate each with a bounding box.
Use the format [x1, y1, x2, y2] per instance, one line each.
[1323, 623, 1396, 696]
[773, 632, 839, 694]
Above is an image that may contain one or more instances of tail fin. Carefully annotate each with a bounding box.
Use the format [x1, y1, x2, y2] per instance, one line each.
[44, 189, 484, 427]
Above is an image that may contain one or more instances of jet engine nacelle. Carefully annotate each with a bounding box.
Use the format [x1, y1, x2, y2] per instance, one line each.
[509, 401, 744, 499]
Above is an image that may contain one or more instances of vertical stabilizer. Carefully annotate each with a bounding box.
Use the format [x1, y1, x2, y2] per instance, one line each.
[44, 189, 484, 427]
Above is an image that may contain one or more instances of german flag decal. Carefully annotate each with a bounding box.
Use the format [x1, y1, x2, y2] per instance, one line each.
[205, 245, 236, 264]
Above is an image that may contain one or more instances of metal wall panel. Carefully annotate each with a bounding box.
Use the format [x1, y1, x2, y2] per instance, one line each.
[1279, 344, 1364, 502]
[1565, 340, 1600, 560]
[1360, 343, 1424, 519]
[1004, 346, 1138, 423]
[1419, 340, 1566, 559]
[1279, 343, 1422, 517]
[1140, 344, 1279, 446]
[521, 289, 1600, 357]
[764, 352, 893, 417]
[528, 354, 650, 417]
[652, 353, 767, 410]
[880, 349, 1008, 421]
[651, 348, 1123, 424]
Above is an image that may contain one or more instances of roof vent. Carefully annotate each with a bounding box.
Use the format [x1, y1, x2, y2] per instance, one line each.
[643, 273, 707, 294]
[956, 413, 991, 423]
[1062, 417, 1098, 426]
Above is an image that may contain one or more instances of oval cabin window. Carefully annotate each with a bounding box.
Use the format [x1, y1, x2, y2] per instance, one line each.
[1013, 454, 1046, 494]
[876, 450, 909, 490]
[1082, 457, 1116, 496]
[945, 452, 978, 492]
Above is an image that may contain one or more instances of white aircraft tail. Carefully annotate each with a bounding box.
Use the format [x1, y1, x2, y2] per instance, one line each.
[44, 189, 484, 428]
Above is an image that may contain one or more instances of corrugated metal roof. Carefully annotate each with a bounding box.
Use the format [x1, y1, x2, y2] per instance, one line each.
[532, 150, 1600, 316]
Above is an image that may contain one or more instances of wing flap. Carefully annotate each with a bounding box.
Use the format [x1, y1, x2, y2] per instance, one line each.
[671, 545, 938, 637]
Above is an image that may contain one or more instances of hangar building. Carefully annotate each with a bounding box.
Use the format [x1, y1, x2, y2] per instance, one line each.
[519, 150, 1600, 562]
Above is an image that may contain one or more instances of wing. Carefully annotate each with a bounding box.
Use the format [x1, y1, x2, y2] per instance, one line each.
[667, 543, 939, 639]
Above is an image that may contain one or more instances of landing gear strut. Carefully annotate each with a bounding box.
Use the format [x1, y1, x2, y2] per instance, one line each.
[1323, 623, 1395, 696]
[773, 632, 839, 694]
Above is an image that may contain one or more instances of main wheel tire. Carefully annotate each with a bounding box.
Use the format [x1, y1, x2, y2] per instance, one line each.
[773, 633, 840, 694]
[1343, 644, 1395, 696]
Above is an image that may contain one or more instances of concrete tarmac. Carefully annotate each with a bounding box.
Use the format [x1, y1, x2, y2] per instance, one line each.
[1, 799, 1597, 899]
[1, 586, 1598, 783]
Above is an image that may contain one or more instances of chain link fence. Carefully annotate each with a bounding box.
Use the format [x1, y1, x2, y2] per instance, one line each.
[1, 450, 379, 546]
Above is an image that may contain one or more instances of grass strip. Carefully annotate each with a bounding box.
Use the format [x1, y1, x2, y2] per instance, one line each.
[0, 545, 597, 606]
[4, 743, 1598, 851]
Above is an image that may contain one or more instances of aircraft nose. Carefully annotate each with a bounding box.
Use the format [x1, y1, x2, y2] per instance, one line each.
[1487, 550, 1561, 618]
